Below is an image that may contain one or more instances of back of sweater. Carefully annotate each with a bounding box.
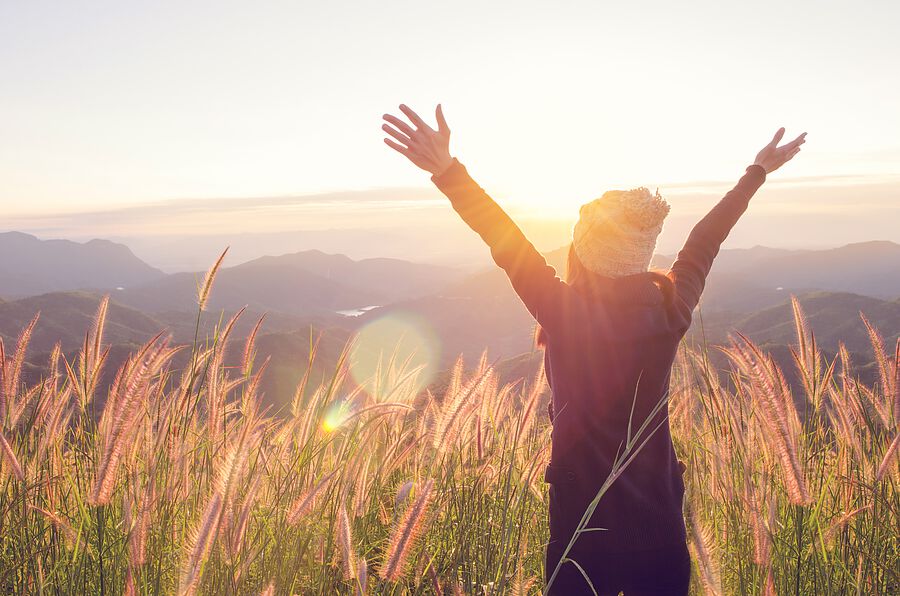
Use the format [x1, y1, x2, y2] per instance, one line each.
[431, 160, 767, 552]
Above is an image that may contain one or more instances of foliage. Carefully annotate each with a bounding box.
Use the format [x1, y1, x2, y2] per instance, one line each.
[0, 268, 897, 594]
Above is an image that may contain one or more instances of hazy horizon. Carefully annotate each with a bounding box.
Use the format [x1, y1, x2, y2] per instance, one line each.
[3, 169, 898, 271]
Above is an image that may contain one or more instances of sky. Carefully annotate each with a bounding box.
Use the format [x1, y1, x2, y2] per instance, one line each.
[1, 0, 898, 267]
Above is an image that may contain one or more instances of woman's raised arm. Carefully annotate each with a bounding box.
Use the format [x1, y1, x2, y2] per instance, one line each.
[382, 104, 568, 331]
[669, 128, 807, 316]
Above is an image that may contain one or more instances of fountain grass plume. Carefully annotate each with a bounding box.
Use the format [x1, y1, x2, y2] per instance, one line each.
[379, 478, 434, 582]
[336, 504, 358, 579]
[197, 247, 228, 312]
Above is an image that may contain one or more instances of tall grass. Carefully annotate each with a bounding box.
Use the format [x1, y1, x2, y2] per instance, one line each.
[0, 279, 896, 593]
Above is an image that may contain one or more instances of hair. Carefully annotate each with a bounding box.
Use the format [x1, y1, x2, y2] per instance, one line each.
[534, 244, 673, 348]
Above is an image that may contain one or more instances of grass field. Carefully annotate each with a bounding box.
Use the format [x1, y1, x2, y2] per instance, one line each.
[0, 263, 897, 594]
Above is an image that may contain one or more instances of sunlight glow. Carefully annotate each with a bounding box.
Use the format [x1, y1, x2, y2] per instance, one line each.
[349, 312, 440, 397]
[321, 399, 353, 433]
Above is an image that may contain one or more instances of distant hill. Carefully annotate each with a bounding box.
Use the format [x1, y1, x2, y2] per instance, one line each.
[0, 291, 330, 355]
[0, 292, 164, 353]
[0, 232, 165, 297]
[1, 291, 345, 414]
[232, 250, 463, 302]
[692, 291, 900, 354]
[729, 241, 900, 299]
[679, 291, 900, 393]
[114, 266, 383, 316]
[658, 242, 900, 309]
[114, 249, 464, 316]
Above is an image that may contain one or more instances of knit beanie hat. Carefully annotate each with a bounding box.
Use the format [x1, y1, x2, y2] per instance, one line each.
[572, 187, 670, 277]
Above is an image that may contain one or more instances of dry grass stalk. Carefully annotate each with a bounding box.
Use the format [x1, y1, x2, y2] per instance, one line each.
[355, 556, 368, 596]
[287, 470, 337, 525]
[28, 504, 77, 545]
[861, 314, 897, 423]
[744, 475, 771, 567]
[206, 307, 245, 447]
[727, 335, 810, 504]
[1, 313, 39, 423]
[432, 368, 491, 452]
[178, 492, 224, 596]
[0, 430, 24, 481]
[380, 478, 434, 582]
[124, 569, 136, 596]
[824, 504, 873, 544]
[762, 566, 777, 596]
[90, 336, 171, 505]
[515, 365, 546, 444]
[336, 504, 357, 579]
[228, 470, 262, 558]
[0, 340, 6, 422]
[197, 247, 228, 311]
[179, 417, 258, 595]
[394, 479, 414, 511]
[876, 432, 900, 481]
[66, 297, 111, 410]
[128, 480, 154, 568]
[242, 314, 267, 376]
[688, 505, 723, 596]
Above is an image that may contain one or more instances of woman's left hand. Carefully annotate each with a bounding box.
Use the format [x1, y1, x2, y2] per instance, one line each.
[753, 128, 807, 174]
[382, 104, 454, 176]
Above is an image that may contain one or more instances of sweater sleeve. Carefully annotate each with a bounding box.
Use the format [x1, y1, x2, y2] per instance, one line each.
[431, 159, 568, 329]
[669, 165, 766, 315]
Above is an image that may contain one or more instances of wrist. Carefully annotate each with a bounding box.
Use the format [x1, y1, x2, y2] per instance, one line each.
[432, 156, 456, 177]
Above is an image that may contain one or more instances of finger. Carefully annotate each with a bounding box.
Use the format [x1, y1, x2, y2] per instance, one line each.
[436, 104, 450, 134]
[781, 147, 801, 163]
[783, 132, 807, 149]
[769, 127, 786, 147]
[382, 123, 414, 147]
[383, 114, 416, 138]
[399, 104, 432, 132]
[384, 138, 412, 156]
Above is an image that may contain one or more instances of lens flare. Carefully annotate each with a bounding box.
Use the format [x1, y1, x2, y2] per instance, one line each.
[349, 312, 440, 397]
[321, 399, 353, 433]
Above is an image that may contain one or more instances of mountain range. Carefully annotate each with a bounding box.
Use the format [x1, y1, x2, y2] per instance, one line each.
[0, 232, 165, 297]
[1, 232, 897, 411]
[112, 250, 465, 316]
[3, 232, 898, 310]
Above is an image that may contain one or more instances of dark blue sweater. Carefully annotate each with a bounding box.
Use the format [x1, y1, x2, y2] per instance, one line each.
[432, 160, 767, 552]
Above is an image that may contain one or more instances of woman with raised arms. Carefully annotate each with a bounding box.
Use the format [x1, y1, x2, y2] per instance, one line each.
[383, 104, 805, 595]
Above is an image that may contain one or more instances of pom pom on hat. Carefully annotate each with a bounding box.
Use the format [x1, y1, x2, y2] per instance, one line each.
[572, 187, 670, 277]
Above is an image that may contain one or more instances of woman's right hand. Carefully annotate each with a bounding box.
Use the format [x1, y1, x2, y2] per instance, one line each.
[382, 104, 454, 176]
[753, 128, 807, 174]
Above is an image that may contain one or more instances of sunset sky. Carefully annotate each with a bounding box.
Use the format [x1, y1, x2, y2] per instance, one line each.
[1, 0, 898, 266]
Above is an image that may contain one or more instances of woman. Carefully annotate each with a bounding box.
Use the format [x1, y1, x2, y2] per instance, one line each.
[382, 104, 805, 595]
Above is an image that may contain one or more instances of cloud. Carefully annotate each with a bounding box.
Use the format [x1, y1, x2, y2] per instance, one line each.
[662, 172, 900, 193]
[4, 187, 450, 237]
